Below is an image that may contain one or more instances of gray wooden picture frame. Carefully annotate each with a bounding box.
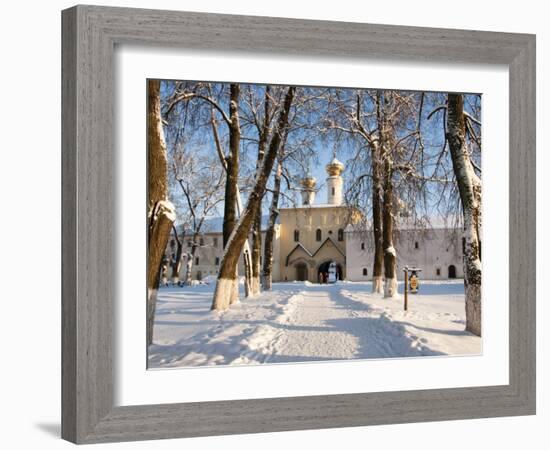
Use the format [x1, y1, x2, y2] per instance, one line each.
[61, 4, 536, 444]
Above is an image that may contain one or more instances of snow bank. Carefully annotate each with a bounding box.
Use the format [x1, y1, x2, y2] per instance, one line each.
[201, 275, 217, 285]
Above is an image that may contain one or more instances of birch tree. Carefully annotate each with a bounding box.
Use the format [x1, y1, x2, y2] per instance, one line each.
[261, 123, 293, 290]
[249, 86, 272, 296]
[168, 226, 184, 285]
[378, 92, 398, 297]
[324, 90, 387, 293]
[240, 85, 317, 292]
[164, 82, 252, 301]
[211, 86, 296, 310]
[261, 156, 282, 290]
[326, 89, 422, 297]
[379, 91, 426, 297]
[172, 153, 224, 285]
[446, 93, 482, 336]
[357, 92, 385, 294]
[209, 99, 254, 299]
[258, 88, 322, 289]
[146, 80, 175, 346]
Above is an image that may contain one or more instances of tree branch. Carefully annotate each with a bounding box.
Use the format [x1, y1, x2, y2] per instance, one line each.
[427, 105, 447, 121]
[167, 92, 231, 126]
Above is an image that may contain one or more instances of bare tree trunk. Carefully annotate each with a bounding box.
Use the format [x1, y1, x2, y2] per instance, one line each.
[184, 250, 193, 286]
[251, 207, 263, 295]
[170, 226, 183, 285]
[146, 80, 175, 346]
[371, 142, 384, 293]
[184, 234, 199, 286]
[251, 87, 271, 296]
[377, 92, 397, 298]
[236, 196, 252, 301]
[250, 180, 264, 295]
[262, 159, 282, 290]
[382, 155, 397, 298]
[221, 84, 241, 304]
[447, 94, 482, 336]
[160, 254, 169, 287]
[212, 86, 295, 310]
[223, 84, 240, 246]
[211, 106, 250, 300]
[242, 249, 252, 299]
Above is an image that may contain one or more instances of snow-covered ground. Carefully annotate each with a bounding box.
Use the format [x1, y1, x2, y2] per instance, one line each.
[148, 280, 481, 368]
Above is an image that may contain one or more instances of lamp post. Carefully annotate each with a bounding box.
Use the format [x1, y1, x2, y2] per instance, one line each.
[403, 268, 409, 311]
[403, 266, 422, 311]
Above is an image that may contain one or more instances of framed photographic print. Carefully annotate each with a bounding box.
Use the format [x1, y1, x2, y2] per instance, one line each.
[62, 5, 536, 444]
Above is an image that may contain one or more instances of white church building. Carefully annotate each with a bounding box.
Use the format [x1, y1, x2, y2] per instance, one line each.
[345, 221, 464, 281]
[165, 159, 466, 283]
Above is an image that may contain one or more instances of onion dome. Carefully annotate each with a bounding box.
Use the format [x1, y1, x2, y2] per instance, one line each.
[325, 158, 345, 176]
[301, 175, 317, 190]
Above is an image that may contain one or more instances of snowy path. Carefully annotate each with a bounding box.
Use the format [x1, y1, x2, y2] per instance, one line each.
[266, 288, 361, 362]
[148, 281, 481, 368]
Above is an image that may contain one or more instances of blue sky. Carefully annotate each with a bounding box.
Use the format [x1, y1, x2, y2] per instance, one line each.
[159, 81, 481, 221]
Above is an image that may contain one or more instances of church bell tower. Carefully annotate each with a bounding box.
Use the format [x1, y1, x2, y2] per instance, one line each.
[325, 158, 344, 205]
[301, 175, 317, 206]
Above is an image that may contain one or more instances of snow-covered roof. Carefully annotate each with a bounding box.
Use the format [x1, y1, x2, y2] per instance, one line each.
[181, 214, 276, 234]
[285, 237, 345, 266]
[345, 215, 463, 232]
[280, 203, 350, 210]
[396, 215, 463, 230]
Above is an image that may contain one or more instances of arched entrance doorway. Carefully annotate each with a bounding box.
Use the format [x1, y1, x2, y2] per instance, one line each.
[448, 264, 457, 279]
[295, 262, 308, 281]
[317, 261, 343, 283]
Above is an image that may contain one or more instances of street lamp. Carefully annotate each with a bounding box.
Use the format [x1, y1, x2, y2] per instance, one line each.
[402, 266, 422, 311]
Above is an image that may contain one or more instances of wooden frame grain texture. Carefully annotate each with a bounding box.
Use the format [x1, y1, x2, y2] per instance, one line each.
[62, 4, 536, 444]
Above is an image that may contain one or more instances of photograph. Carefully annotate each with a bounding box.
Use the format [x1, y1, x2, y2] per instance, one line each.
[146, 79, 483, 369]
[1, 0, 540, 446]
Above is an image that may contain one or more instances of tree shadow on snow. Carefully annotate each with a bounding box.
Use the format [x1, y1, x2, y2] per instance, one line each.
[324, 292, 447, 359]
[149, 285, 458, 368]
[338, 281, 464, 296]
[154, 319, 328, 333]
[393, 321, 474, 337]
[149, 319, 334, 368]
[323, 316, 446, 359]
